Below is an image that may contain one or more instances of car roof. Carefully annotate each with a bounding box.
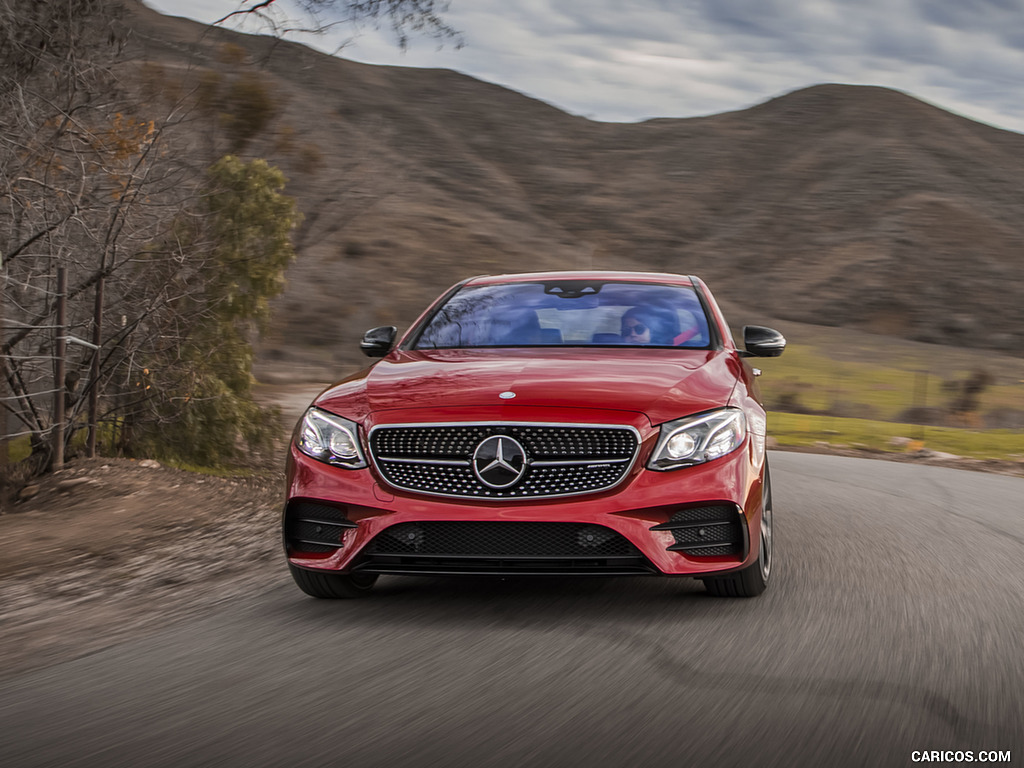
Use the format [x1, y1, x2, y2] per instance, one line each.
[464, 271, 696, 287]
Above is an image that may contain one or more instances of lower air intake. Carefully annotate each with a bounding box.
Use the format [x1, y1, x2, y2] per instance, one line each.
[653, 505, 745, 557]
[355, 521, 654, 576]
[285, 501, 355, 553]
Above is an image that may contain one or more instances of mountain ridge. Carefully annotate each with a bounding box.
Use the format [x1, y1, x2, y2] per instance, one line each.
[124, 1, 1024, 370]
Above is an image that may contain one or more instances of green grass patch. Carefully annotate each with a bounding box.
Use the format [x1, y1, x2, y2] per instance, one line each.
[760, 343, 1024, 422]
[155, 458, 270, 478]
[768, 411, 1024, 460]
[5, 435, 32, 463]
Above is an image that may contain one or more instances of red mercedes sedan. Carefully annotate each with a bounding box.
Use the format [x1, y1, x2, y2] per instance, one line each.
[284, 271, 785, 598]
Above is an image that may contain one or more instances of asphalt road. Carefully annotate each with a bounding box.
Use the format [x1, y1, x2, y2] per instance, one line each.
[1, 452, 1022, 768]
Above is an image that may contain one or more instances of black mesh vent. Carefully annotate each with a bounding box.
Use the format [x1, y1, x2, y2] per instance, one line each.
[356, 521, 654, 575]
[290, 521, 348, 546]
[660, 505, 744, 556]
[290, 502, 349, 521]
[669, 505, 737, 523]
[285, 501, 352, 553]
[368, 521, 633, 556]
[686, 545, 736, 557]
[369, 423, 637, 499]
[669, 522, 736, 545]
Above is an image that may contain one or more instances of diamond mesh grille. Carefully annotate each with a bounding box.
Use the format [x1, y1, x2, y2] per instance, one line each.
[370, 423, 638, 498]
[372, 424, 637, 459]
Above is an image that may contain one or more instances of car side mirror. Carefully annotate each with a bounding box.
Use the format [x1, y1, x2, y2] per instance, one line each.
[742, 325, 786, 357]
[360, 326, 397, 357]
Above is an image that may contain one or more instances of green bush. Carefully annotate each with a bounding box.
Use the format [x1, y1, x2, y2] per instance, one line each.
[127, 156, 299, 467]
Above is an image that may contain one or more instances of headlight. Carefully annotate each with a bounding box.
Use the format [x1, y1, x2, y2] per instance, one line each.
[648, 408, 746, 470]
[296, 407, 367, 469]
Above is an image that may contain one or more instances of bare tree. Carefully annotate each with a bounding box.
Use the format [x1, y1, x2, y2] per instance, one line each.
[0, 0, 458, 497]
[2, 0, 128, 480]
[0, 0, 282, 486]
[213, 0, 462, 49]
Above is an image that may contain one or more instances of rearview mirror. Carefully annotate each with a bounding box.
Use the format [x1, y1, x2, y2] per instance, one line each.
[742, 326, 786, 357]
[360, 326, 397, 357]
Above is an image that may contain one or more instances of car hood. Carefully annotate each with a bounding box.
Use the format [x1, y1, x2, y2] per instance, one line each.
[315, 348, 739, 426]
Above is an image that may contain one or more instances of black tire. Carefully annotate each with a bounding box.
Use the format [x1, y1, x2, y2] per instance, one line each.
[288, 564, 378, 599]
[702, 462, 773, 598]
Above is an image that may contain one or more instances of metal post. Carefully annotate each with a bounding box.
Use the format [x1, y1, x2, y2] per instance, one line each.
[53, 267, 67, 471]
[87, 275, 103, 458]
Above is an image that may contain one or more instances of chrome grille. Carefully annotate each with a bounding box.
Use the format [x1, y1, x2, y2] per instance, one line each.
[369, 422, 639, 499]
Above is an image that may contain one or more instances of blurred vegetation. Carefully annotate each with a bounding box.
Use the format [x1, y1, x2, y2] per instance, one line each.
[758, 338, 1024, 460]
[294, 142, 323, 175]
[761, 344, 1024, 423]
[767, 412, 1024, 461]
[221, 73, 279, 152]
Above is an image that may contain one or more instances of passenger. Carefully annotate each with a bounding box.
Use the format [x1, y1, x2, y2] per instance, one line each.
[620, 307, 674, 345]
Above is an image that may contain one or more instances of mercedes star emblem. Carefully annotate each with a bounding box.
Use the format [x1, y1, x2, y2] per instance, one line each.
[472, 435, 527, 489]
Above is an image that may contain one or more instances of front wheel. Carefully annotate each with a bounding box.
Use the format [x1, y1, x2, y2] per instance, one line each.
[289, 564, 378, 599]
[702, 463, 773, 598]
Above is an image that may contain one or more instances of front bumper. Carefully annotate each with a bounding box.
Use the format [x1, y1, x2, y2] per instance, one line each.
[285, 428, 766, 577]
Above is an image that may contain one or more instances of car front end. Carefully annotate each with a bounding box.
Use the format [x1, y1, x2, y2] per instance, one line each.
[283, 271, 783, 598]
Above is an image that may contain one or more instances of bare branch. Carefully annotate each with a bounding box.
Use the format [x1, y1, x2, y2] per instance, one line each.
[211, 0, 462, 49]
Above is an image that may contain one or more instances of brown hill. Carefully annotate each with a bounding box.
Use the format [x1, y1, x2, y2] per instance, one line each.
[124, 2, 1024, 373]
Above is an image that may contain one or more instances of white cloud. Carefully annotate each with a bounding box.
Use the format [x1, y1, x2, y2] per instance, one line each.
[142, 0, 1024, 133]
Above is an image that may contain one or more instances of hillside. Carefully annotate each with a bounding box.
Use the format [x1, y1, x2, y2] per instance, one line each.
[125, 2, 1024, 373]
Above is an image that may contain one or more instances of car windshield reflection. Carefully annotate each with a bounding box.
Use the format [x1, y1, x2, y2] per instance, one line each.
[413, 281, 711, 349]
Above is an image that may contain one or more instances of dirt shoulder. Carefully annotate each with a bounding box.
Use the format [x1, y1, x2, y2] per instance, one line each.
[0, 381, 325, 679]
[0, 457, 285, 678]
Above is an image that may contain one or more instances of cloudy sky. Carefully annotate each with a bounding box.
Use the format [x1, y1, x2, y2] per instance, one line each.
[144, 0, 1024, 134]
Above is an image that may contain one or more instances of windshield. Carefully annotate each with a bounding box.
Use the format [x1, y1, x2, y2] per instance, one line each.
[412, 280, 712, 350]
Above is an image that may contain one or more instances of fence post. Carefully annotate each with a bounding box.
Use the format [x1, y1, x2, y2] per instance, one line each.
[87, 276, 104, 458]
[914, 370, 928, 442]
[0, 259, 8, 510]
[53, 267, 67, 471]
